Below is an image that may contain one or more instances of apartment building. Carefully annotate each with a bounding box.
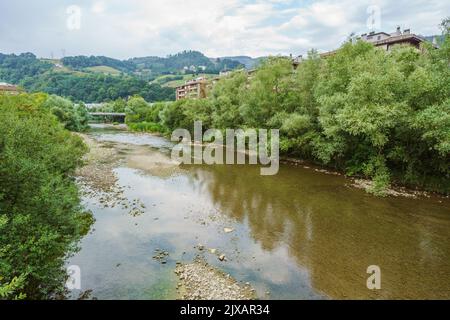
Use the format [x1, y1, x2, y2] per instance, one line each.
[315, 27, 433, 60]
[358, 27, 430, 51]
[175, 77, 208, 101]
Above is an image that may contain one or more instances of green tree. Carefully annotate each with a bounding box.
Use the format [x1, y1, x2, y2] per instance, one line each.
[0, 93, 93, 299]
[41, 94, 89, 132]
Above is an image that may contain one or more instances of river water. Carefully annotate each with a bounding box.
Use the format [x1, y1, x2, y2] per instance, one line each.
[68, 125, 450, 300]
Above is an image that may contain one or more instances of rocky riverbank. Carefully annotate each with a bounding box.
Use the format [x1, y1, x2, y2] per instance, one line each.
[76, 131, 425, 299]
[75, 134, 146, 215]
[76, 134, 120, 193]
[349, 178, 435, 198]
[175, 258, 256, 300]
[281, 157, 443, 199]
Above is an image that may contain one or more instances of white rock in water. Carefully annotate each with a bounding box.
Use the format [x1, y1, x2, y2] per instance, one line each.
[224, 227, 234, 233]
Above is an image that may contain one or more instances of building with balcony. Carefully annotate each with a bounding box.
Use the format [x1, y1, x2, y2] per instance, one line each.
[313, 27, 434, 61]
[357, 27, 430, 51]
[175, 77, 209, 101]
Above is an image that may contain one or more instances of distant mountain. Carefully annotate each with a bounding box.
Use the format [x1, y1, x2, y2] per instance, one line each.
[423, 34, 445, 45]
[218, 56, 264, 69]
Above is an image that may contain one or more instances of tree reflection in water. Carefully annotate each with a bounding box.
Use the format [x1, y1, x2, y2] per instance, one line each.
[184, 163, 450, 299]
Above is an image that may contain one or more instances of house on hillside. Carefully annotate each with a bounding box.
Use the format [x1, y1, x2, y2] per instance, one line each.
[175, 77, 208, 101]
[0, 82, 22, 95]
[357, 27, 433, 51]
[317, 27, 436, 60]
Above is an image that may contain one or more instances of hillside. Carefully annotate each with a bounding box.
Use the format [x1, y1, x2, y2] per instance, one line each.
[0, 52, 174, 103]
[129, 50, 244, 75]
[44, 51, 246, 79]
[218, 56, 264, 69]
[61, 55, 136, 73]
[0, 50, 252, 103]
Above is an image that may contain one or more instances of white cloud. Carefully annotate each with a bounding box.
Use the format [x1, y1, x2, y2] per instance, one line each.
[91, 1, 106, 14]
[0, 0, 448, 59]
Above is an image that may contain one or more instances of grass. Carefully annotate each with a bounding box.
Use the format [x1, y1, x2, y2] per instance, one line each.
[85, 66, 122, 75]
[40, 59, 73, 73]
[128, 121, 166, 134]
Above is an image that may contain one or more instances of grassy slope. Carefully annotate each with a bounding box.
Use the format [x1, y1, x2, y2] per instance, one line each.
[39, 59, 123, 77]
[84, 65, 122, 75]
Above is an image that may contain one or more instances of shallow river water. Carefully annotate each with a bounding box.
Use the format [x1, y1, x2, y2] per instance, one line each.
[68, 125, 450, 300]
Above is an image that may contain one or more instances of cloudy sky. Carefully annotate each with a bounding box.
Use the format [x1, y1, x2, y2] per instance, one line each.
[0, 0, 448, 59]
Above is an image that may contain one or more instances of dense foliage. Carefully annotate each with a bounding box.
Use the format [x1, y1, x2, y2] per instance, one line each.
[23, 72, 175, 103]
[41, 95, 89, 132]
[126, 24, 450, 195]
[0, 53, 52, 83]
[0, 93, 93, 299]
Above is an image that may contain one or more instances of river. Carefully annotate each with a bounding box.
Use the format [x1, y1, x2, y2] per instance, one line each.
[67, 124, 450, 300]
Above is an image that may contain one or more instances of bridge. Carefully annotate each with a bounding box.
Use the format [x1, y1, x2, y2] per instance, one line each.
[88, 112, 126, 123]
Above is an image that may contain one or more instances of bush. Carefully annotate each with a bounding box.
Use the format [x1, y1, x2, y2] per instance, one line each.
[0, 93, 93, 299]
[41, 95, 89, 132]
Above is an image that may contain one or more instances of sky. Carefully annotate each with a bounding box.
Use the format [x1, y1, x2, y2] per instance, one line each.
[0, 0, 448, 59]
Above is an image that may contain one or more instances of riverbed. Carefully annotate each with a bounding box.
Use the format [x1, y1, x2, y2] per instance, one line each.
[68, 124, 450, 300]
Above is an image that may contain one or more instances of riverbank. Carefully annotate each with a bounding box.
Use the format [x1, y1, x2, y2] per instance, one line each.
[75, 134, 147, 216]
[125, 123, 446, 198]
[280, 157, 449, 199]
[175, 258, 256, 300]
[76, 133, 120, 193]
[67, 125, 450, 300]
[73, 130, 263, 300]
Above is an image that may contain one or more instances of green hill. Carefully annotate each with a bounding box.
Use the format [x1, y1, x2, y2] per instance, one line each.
[0, 52, 174, 103]
[129, 50, 244, 75]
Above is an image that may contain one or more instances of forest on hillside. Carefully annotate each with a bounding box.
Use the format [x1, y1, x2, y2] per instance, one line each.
[0, 53, 175, 102]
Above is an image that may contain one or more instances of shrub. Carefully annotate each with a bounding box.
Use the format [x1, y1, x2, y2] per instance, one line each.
[0, 93, 93, 299]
